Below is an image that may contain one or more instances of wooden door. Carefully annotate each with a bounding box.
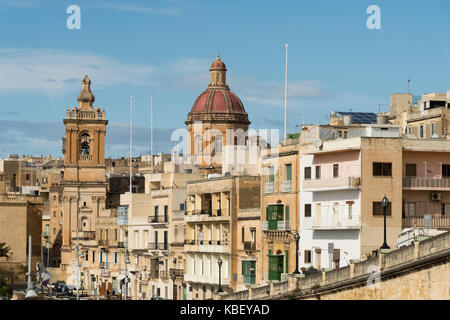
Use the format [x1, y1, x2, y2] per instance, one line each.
[100, 282, 106, 296]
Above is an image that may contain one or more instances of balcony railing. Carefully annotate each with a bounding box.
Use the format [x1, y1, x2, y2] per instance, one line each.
[281, 180, 292, 192]
[184, 239, 229, 245]
[264, 182, 274, 194]
[98, 240, 109, 247]
[303, 177, 361, 191]
[99, 262, 109, 269]
[78, 154, 92, 161]
[71, 231, 96, 240]
[117, 242, 125, 248]
[403, 177, 450, 190]
[148, 242, 169, 251]
[43, 231, 49, 238]
[169, 268, 184, 277]
[313, 214, 361, 230]
[159, 271, 168, 279]
[148, 215, 169, 224]
[402, 217, 450, 229]
[243, 241, 256, 251]
[261, 221, 290, 231]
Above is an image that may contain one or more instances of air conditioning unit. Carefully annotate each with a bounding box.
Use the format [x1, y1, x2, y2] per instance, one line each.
[431, 192, 441, 201]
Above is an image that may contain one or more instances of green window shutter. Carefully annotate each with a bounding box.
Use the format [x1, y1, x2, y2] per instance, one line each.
[286, 164, 292, 181]
[285, 205, 289, 221]
[266, 206, 269, 220]
[285, 250, 289, 274]
[268, 249, 272, 255]
[269, 166, 274, 182]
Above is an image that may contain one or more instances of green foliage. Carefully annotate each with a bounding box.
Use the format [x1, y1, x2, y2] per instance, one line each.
[0, 243, 10, 259]
[0, 286, 10, 297]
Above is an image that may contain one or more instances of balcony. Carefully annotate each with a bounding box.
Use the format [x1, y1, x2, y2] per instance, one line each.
[159, 271, 168, 279]
[185, 210, 229, 223]
[170, 268, 184, 278]
[148, 215, 169, 225]
[98, 239, 109, 247]
[148, 242, 169, 251]
[243, 241, 256, 251]
[99, 262, 109, 269]
[43, 231, 49, 238]
[281, 180, 292, 192]
[403, 177, 450, 191]
[264, 182, 274, 194]
[71, 231, 96, 241]
[403, 216, 450, 229]
[118, 242, 125, 248]
[261, 220, 290, 231]
[303, 177, 361, 192]
[184, 240, 229, 253]
[313, 213, 361, 230]
[78, 154, 92, 161]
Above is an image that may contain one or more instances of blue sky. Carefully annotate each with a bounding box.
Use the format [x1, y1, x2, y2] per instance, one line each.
[1, 0, 450, 158]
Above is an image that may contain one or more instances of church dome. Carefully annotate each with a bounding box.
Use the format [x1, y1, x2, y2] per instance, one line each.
[186, 55, 250, 124]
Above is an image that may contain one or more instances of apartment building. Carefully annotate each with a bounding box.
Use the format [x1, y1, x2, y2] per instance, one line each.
[184, 175, 261, 299]
[299, 122, 405, 271]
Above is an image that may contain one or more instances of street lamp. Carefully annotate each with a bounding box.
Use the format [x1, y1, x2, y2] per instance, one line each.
[217, 257, 223, 293]
[293, 233, 300, 274]
[380, 195, 390, 250]
[124, 249, 130, 300]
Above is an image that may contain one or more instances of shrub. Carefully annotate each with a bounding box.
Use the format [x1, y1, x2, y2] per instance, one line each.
[0, 286, 10, 297]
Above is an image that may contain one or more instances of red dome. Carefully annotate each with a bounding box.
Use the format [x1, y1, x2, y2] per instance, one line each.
[210, 59, 226, 70]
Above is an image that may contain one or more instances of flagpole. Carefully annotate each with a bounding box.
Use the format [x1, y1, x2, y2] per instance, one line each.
[284, 43, 288, 141]
[130, 96, 133, 194]
[151, 95, 153, 173]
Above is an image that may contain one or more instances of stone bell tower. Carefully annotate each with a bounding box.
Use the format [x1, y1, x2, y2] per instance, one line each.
[60, 75, 108, 275]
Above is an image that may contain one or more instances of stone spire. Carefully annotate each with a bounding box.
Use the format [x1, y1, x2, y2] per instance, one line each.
[77, 75, 95, 110]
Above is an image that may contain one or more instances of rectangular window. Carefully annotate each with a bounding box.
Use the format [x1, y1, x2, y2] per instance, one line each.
[268, 166, 274, 182]
[443, 164, 450, 178]
[304, 250, 312, 264]
[154, 231, 158, 247]
[420, 125, 424, 138]
[373, 162, 392, 177]
[304, 204, 312, 217]
[405, 202, 416, 218]
[92, 251, 95, 263]
[114, 252, 117, 264]
[405, 164, 417, 177]
[333, 164, 339, 178]
[154, 205, 159, 217]
[373, 201, 392, 216]
[100, 251, 103, 263]
[53, 228, 56, 235]
[53, 211, 56, 218]
[315, 166, 321, 179]
[164, 231, 168, 250]
[431, 123, 435, 136]
[26, 174, 30, 180]
[285, 164, 292, 181]
[304, 167, 312, 180]
[241, 227, 245, 243]
[164, 205, 168, 222]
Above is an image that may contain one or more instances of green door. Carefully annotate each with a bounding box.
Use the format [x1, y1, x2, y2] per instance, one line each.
[268, 255, 283, 281]
[242, 260, 256, 284]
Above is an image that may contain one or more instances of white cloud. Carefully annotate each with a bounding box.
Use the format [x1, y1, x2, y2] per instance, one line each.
[0, 49, 210, 95]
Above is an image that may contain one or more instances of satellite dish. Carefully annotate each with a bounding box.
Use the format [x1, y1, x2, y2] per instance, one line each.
[432, 133, 439, 139]
[224, 172, 231, 177]
[314, 139, 323, 149]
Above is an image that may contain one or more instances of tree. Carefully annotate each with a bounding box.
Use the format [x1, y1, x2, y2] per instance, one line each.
[0, 243, 10, 259]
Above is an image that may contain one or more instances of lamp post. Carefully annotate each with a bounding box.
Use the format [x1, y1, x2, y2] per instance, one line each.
[380, 195, 390, 250]
[293, 233, 300, 274]
[124, 249, 130, 300]
[217, 257, 223, 293]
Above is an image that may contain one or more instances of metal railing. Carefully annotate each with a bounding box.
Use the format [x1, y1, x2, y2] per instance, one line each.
[170, 268, 184, 277]
[243, 241, 256, 250]
[261, 221, 290, 231]
[184, 239, 229, 245]
[117, 241, 125, 248]
[98, 239, 109, 246]
[148, 242, 169, 250]
[148, 215, 169, 223]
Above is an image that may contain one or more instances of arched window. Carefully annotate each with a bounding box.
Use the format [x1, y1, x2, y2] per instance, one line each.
[80, 133, 90, 155]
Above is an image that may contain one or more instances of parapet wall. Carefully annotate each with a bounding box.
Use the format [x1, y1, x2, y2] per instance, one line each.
[217, 231, 450, 300]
